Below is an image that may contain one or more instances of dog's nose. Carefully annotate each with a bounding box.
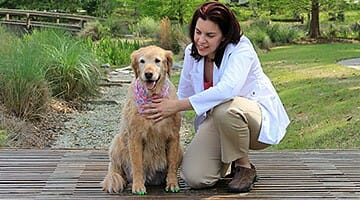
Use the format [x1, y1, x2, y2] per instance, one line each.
[145, 72, 153, 80]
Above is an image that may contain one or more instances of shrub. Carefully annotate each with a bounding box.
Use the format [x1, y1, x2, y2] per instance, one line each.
[87, 37, 142, 67]
[267, 24, 303, 45]
[244, 19, 305, 49]
[158, 17, 189, 54]
[77, 20, 106, 41]
[129, 17, 160, 38]
[23, 29, 101, 102]
[159, 17, 172, 51]
[246, 27, 273, 50]
[351, 21, 360, 39]
[0, 37, 50, 119]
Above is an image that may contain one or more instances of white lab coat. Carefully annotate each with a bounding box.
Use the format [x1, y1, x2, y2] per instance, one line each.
[177, 36, 290, 145]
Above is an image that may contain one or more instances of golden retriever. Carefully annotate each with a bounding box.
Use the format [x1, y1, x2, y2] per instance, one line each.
[101, 45, 183, 195]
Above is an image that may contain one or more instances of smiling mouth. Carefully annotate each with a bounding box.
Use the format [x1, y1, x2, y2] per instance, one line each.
[145, 80, 156, 90]
[198, 45, 207, 50]
[145, 75, 161, 90]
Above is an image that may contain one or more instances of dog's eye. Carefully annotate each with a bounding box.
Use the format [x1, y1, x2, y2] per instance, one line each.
[140, 59, 145, 64]
[155, 58, 161, 63]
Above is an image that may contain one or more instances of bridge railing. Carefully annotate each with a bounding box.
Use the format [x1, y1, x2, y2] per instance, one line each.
[0, 8, 97, 32]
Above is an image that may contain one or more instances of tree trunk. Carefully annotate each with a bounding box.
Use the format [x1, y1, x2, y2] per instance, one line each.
[308, 0, 321, 38]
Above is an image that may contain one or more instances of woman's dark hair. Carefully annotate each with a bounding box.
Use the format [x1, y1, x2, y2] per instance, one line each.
[189, 1, 242, 66]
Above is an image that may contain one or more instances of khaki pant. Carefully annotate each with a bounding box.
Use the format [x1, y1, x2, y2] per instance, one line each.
[180, 97, 270, 189]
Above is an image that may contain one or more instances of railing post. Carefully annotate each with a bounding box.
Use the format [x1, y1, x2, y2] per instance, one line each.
[26, 13, 31, 30]
[56, 15, 60, 24]
[81, 19, 85, 29]
[5, 13, 10, 21]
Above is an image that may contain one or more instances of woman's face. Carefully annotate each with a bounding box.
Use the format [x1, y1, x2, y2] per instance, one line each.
[194, 18, 224, 59]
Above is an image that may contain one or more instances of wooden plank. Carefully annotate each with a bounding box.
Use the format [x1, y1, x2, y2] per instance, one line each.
[0, 149, 359, 199]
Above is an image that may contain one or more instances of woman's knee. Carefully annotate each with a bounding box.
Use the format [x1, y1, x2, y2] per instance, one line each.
[212, 101, 247, 128]
[179, 166, 218, 189]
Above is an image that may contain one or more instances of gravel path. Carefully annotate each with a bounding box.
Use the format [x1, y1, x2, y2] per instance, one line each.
[51, 86, 126, 149]
[51, 68, 193, 150]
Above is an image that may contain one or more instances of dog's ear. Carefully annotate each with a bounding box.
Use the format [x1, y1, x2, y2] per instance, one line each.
[164, 50, 173, 77]
[130, 49, 140, 78]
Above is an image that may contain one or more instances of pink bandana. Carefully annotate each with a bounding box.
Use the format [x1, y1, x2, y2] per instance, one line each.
[133, 78, 169, 114]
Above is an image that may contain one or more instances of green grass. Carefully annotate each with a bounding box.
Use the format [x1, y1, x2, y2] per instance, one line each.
[260, 43, 360, 149]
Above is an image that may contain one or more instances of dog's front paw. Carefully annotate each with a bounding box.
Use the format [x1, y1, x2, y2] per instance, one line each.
[165, 182, 180, 193]
[101, 172, 127, 193]
[132, 183, 147, 195]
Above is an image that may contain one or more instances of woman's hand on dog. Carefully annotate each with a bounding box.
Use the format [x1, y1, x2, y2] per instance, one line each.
[142, 98, 178, 122]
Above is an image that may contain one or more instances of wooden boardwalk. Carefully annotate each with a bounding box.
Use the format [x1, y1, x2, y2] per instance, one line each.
[0, 8, 96, 32]
[0, 149, 359, 199]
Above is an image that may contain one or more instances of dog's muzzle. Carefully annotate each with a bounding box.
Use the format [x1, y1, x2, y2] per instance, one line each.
[144, 72, 161, 90]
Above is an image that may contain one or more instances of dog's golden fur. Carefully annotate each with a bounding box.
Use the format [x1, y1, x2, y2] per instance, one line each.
[101, 45, 182, 194]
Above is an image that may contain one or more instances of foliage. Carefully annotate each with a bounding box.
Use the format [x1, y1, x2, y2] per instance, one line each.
[0, 26, 14, 59]
[0, 0, 117, 17]
[244, 19, 305, 50]
[266, 24, 305, 44]
[246, 27, 273, 50]
[24, 29, 101, 101]
[103, 14, 133, 37]
[0, 32, 50, 119]
[129, 17, 160, 38]
[77, 20, 106, 41]
[159, 17, 189, 54]
[159, 17, 172, 50]
[0, 28, 101, 120]
[85, 37, 142, 67]
[122, 0, 204, 24]
[81, 0, 116, 17]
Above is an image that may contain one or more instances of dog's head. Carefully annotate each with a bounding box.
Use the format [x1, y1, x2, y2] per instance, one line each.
[131, 45, 173, 94]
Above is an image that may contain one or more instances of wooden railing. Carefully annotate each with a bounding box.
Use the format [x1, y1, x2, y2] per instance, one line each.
[271, 16, 304, 24]
[0, 8, 97, 32]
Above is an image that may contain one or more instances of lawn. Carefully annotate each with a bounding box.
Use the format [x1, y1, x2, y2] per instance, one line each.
[260, 43, 360, 149]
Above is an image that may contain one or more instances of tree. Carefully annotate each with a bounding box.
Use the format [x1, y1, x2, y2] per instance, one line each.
[308, 0, 321, 38]
[119, 0, 203, 25]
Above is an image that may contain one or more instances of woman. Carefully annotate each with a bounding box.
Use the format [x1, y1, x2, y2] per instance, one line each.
[143, 1, 290, 193]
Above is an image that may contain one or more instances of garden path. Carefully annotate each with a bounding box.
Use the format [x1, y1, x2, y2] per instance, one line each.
[337, 57, 360, 70]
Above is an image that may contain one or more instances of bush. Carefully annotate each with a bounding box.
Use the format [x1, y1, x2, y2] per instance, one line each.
[246, 27, 273, 50]
[28, 30, 101, 101]
[87, 37, 142, 67]
[158, 17, 189, 54]
[77, 20, 106, 41]
[159, 17, 172, 51]
[267, 24, 303, 45]
[129, 17, 160, 38]
[323, 24, 349, 38]
[243, 19, 305, 49]
[351, 21, 360, 39]
[0, 36, 50, 119]
[0, 29, 101, 119]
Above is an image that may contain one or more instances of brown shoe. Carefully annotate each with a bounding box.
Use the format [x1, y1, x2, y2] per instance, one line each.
[227, 163, 258, 193]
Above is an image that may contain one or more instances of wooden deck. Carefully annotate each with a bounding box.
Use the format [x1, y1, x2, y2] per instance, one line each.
[0, 149, 359, 199]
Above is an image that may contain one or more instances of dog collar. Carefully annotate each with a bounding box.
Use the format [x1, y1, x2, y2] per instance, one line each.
[133, 78, 169, 114]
